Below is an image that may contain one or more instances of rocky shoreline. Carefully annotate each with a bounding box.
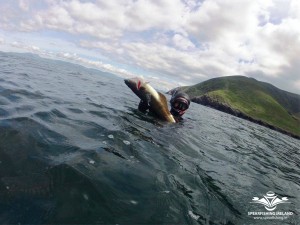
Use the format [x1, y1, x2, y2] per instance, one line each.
[192, 95, 300, 140]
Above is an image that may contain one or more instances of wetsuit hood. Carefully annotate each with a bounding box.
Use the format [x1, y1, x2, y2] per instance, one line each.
[170, 91, 190, 117]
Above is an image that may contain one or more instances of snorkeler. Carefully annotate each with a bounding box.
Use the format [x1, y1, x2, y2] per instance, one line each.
[138, 90, 190, 122]
[169, 91, 190, 122]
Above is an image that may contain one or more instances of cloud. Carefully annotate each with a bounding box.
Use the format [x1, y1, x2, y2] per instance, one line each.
[17, 0, 186, 39]
[55, 51, 134, 78]
[294, 80, 300, 90]
[9, 41, 41, 53]
[0, 37, 136, 80]
[172, 34, 195, 50]
[18, 0, 30, 11]
[0, 0, 300, 93]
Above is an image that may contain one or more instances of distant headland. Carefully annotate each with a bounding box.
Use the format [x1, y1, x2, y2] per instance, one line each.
[168, 76, 300, 139]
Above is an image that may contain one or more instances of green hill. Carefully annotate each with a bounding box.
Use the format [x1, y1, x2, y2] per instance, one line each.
[168, 76, 300, 138]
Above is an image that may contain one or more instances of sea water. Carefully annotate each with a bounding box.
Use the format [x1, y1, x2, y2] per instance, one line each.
[0, 52, 299, 224]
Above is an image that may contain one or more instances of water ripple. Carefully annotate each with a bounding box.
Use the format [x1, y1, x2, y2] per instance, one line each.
[0, 52, 299, 225]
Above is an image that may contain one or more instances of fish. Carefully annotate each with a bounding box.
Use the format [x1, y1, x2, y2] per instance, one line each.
[124, 77, 176, 123]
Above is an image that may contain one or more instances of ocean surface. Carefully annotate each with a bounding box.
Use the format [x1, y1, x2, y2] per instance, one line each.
[0, 51, 299, 225]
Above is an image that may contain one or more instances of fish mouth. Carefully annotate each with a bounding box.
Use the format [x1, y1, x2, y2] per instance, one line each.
[124, 79, 134, 89]
[124, 79, 129, 86]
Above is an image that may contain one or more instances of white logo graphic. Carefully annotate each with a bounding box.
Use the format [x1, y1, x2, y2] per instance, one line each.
[251, 191, 289, 211]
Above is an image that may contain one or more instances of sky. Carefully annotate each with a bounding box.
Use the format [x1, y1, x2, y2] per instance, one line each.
[0, 0, 299, 93]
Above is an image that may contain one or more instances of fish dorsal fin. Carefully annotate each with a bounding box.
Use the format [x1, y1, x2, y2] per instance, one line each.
[158, 92, 169, 110]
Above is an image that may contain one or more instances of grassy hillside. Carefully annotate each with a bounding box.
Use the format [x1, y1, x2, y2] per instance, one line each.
[171, 76, 300, 137]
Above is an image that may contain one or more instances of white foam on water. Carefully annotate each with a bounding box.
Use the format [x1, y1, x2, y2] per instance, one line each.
[188, 210, 200, 220]
[130, 200, 138, 205]
[123, 140, 130, 145]
[83, 193, 89, 200]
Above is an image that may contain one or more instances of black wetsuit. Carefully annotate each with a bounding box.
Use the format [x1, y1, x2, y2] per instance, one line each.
[138, 100, 183, 122]
[138, 100, 150, 113]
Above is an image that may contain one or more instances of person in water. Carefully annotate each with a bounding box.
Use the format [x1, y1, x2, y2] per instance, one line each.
[169, 91, 190, 122]
[138, 91, 190, 122]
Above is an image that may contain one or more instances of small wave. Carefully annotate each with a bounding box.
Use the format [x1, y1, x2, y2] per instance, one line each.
[0, 52, 299, 225]
[34, 109, 68, 123]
